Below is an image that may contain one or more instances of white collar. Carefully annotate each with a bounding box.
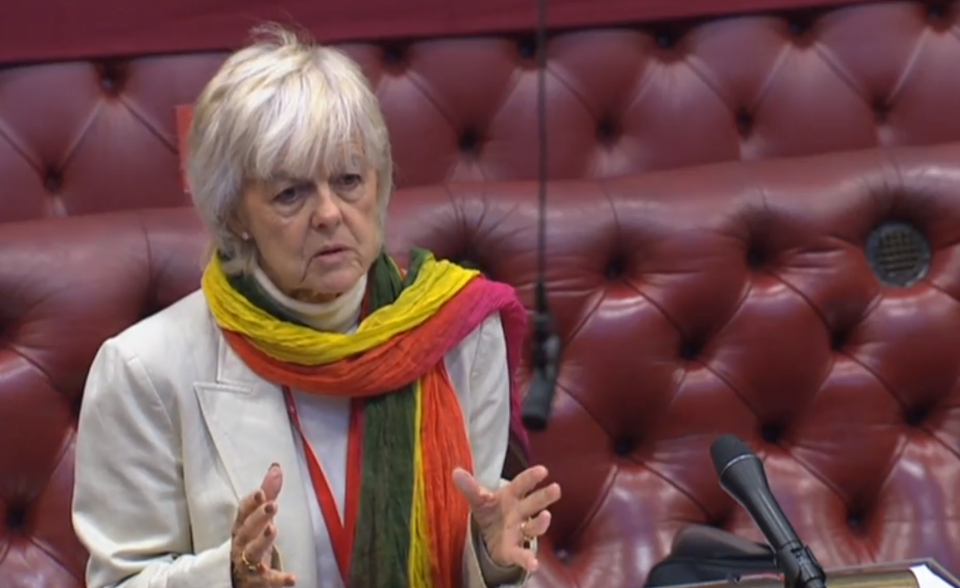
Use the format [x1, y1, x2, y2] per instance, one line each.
[252, 265, 366, 333]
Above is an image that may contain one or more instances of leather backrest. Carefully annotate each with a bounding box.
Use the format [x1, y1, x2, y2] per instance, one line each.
[1, 2, 959, 224]
[2, 143, 959, 587]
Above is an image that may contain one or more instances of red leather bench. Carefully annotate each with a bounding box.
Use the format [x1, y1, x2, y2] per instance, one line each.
[1, 2, 958, 224]
[3, 143, 960, 587]
[1, 2, 959, 587]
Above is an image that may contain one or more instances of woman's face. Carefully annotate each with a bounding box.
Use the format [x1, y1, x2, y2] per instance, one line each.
[234, 151, 382, 304]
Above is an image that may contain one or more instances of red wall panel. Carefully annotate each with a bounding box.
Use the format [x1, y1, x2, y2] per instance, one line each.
[1, 0, 878, 65]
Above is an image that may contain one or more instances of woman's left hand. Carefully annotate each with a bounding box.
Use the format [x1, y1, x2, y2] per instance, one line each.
[453, 465, 562, 572]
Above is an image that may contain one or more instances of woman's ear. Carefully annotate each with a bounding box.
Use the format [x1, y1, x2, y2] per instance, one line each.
[226, 212, 248, 241]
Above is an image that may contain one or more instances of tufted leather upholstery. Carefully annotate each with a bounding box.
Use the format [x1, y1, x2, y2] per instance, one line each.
[2, 143, 960, 587]
[0, 0, 881, 65]
[2, 1, 960, 225]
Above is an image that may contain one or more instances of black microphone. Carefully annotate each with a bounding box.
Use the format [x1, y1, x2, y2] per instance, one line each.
[520, 0, 561, 432]
[521, 282, 561, 431]
[710, 435, 827, 588]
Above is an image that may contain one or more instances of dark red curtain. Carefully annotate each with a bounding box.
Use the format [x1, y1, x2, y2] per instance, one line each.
[1, 0, 876, 65]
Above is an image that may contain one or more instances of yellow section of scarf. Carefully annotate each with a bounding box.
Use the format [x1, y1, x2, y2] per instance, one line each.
[200, 253, 479, 365]
[408, 378, 434, 586]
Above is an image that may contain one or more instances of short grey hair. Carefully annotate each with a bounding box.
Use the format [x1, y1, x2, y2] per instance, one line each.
[186, 25, 394, 275]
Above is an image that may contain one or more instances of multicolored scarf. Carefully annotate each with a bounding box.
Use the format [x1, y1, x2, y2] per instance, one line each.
[201, 248, 530, 588]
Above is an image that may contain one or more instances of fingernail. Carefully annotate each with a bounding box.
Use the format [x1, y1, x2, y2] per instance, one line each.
[270, 462, 280, 471]
[255, 490, 264, 502]
[265, 502, 276, 515]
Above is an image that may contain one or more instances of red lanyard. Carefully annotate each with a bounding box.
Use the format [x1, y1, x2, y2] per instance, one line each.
[282, 386, 364, 582]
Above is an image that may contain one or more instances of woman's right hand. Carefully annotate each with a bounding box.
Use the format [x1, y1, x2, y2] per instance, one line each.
[230, 464, 297, 587]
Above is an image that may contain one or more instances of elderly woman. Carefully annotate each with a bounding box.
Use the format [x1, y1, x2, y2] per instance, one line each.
[71, 26, 561, 588]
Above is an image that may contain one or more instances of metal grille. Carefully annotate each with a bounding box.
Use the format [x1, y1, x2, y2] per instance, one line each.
[865, 222, 931, 287]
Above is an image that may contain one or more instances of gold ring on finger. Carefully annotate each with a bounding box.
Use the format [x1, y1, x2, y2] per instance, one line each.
[241, 551, 260, 574]
[520, 519, 535, 541]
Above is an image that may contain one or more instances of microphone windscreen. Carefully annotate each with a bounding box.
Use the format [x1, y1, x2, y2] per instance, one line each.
[710, 434, 753, 474]
[521, 371, 554, 431]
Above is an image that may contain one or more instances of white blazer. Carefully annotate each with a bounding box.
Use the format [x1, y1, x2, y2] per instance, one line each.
[72, 290, 529, 588]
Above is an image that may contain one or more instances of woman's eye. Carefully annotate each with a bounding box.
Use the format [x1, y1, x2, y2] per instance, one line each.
[333, 174, 362, 190]
[274, 184, 308, 204]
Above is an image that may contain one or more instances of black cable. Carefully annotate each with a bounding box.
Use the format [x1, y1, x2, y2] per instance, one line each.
[535, 0, 548, 292]
[520, 0, 561, 432]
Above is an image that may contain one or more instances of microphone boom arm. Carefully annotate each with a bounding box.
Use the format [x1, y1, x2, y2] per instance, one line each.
[520, 0, 561, 432]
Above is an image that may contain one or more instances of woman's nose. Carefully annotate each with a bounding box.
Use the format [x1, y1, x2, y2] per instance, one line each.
[310, 185, 343, 228]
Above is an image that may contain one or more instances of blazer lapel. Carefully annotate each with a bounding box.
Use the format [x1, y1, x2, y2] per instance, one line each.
[194, 335, 319, 588]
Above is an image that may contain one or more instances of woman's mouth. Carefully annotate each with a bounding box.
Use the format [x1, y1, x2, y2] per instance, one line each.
[313, 247, 348, 261]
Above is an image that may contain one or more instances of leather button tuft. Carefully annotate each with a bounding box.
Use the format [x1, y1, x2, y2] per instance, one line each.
[596, 117, 621, 144]
[872, 97, 889, 124]
[655, 31, 675, 49]
[44, 171, 62, 193]
[679, 339, 702, 361]
[830, 329, 848, 351]
[382, 44, 407, 71]
[746, 245, 765, 269]
[735, 108, 753, 137]
[760, 424, 782, 443]
[97, 60, 125, 94]
[458, 128, 481, 154]
[5, 506, 26, 530]
[517, 36, 537, 59]
[605, 256, 625, 280]
[927, 2, 948, 24]
[904, 406, 929, 427]
[846, 511, 866, 533]
[613, 438, 635, 456]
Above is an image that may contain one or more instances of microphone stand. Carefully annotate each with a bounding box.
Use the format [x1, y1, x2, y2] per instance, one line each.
[521, 0, 561, 432]
[711, 436, 827, 588]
